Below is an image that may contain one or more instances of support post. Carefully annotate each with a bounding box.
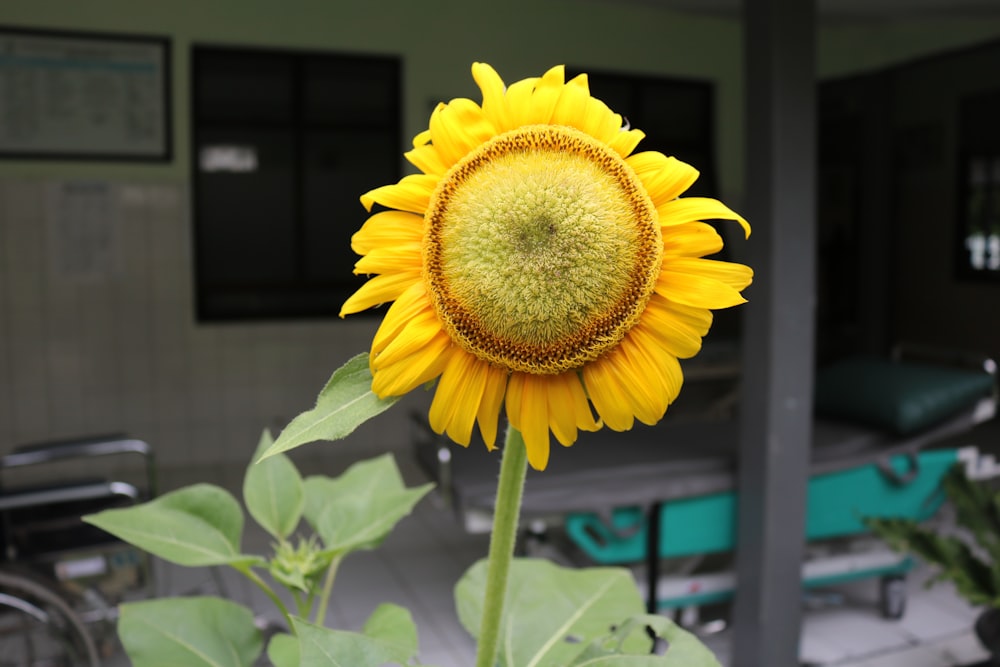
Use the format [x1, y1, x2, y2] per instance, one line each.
[733, 0, 817, 665]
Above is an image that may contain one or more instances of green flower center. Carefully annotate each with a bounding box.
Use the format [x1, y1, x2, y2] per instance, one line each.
[424, 125, 661, 374]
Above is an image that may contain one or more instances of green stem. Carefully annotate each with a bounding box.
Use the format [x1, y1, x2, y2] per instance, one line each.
[292, 589, 310, 619]
[235, 564, 295, 634]
[313, 555, 342, 625]
[475, 425, 529, 667]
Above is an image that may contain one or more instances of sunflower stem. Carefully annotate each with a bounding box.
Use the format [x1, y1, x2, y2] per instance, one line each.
[475, 425, 529, 667]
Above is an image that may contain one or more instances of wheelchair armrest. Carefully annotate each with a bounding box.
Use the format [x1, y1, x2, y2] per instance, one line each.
[0, 481, 140, 512]
[1, 436, 157, 498]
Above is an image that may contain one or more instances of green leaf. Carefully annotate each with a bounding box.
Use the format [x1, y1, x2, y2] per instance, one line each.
[267, 633, 299, 667]
[646, 615, 724, 667]
[260, 352, 401, 459]
[118, 597, 262, 667]
[455, 558, 650, 667]
[244, 429, 305, 540]
[566, 614, 721, 666]
[84, 484, 261, 567]
[302, 454, 433, 556]
[292, 604, 419, 666]
[363, 603, 419, 660]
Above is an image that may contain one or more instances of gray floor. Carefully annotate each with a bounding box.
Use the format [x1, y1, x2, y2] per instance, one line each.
[121, 442, 994, 667]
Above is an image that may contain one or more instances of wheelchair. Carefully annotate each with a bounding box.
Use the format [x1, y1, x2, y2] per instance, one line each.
[0, 435, 155, 666]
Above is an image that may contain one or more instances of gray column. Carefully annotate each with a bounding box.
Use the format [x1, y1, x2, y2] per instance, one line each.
[732, 0, 817, 666]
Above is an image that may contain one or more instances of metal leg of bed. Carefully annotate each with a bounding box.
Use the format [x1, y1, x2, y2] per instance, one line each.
[646, 501, 663, 614]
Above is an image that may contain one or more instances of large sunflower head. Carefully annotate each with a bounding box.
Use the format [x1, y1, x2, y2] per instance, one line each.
[341, 63, 752, 471]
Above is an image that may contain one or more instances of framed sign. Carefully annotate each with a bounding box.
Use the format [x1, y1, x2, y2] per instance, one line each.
[0, 27, 171, 160]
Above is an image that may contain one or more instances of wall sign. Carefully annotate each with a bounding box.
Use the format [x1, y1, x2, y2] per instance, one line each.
[0, 27, 171, 160]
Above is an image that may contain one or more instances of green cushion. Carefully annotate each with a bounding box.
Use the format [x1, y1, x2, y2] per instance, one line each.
[814, 356, 995, 435]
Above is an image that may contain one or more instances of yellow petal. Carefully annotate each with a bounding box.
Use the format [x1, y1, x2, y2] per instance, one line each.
[504, 76, 541, 128]
[657, 197, 750, 238]
[661, 222, 724, 258]
[656, 270, 748, 309]
[546, 372, 599, 445]
[371, 332, 452, 396]
[553, 76, 623, 145]
[521, 65, 565, 125]
[614, 335, 669, 425]
[340, 270, 421, 316]
[628, 152, 700, 206]
[582, 355, 635, 432]
[412, 129, 431, 147]
[546, 375, 579, 447]
[551, 75, 590, 128]
[476, 363, 509, 450]
[622, 329, 684, 421]
[472, 62, 512, 133]
[405, 143, 451, 176]
[637, 295, 707, 359]
[634, 334, 684, 409]
[351, 211, 424, 255]
[360, 174, 437, 213]
[579, 96, 624, 145]
[568, 373, 601, 433]
[667, 257, 754, 291]
[371, 308, 444, 369]
[513, 374, 551, 471]
[429, 352, 488, 446]
[370, 281, 432, 355]
[504, 370, 524, 430]
[607, 128, 645, 158]
[353, 242, 421, 275]
[429, 97, 496, 167]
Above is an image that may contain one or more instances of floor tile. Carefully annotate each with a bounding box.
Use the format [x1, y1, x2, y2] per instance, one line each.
[936, 631, 991, 665]
[841, 643, 951, 667]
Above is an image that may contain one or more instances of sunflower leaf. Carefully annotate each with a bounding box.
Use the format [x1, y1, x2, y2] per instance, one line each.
[84, 484, 261, 568]
[260, 352, 401, 460]
[291, 604, 419, 666]
[266, 633, 299, 667]
[456, 558, 662, 667]
[117, 597, 262, 667]
[244, 429, 304, 540]
[567, 614, 722, 666]
[302, 454, 433, 556]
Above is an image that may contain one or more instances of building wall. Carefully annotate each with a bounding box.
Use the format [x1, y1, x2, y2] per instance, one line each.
[0, 0, 746, 468]
[1, 0, 999, 469]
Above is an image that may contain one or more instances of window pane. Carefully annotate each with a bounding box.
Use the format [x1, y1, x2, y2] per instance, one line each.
[302, 56, 398, 126]
[195, 50, 294, 123]
[195, 127, 297, 287]
[301, 129, 399, 284]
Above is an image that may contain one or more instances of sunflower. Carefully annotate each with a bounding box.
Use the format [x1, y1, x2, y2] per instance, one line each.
[341, 63, 752, 471]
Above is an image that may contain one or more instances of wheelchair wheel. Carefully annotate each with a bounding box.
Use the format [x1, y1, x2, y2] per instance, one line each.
[0, 570, 99, 667]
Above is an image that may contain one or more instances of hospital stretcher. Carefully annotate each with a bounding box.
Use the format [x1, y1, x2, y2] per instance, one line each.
[412, 346, 998, 616]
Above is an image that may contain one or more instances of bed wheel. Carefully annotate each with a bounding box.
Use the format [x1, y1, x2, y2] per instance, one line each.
[880, 575, 907, 620]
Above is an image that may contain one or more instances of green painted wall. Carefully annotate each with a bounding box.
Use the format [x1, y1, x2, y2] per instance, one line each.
[819, 16, 1000, 79]
[0, 0, 746, 197]
[4, 1, 1000, 200]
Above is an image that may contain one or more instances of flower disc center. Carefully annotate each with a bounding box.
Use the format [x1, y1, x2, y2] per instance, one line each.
[424, 125, 661, 374]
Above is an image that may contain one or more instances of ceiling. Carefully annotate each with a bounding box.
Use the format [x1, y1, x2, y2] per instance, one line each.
[618, 0, 1000, 21]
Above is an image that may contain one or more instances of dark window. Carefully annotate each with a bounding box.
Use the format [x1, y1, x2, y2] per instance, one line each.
[957, 89, 1000, 283]
[192, 46, 401, 320]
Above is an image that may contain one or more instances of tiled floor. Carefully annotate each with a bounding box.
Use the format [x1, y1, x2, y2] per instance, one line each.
[122, 451, 993, 667]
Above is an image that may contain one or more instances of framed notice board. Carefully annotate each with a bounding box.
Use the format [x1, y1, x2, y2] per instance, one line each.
[0, 27, 171, 160]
